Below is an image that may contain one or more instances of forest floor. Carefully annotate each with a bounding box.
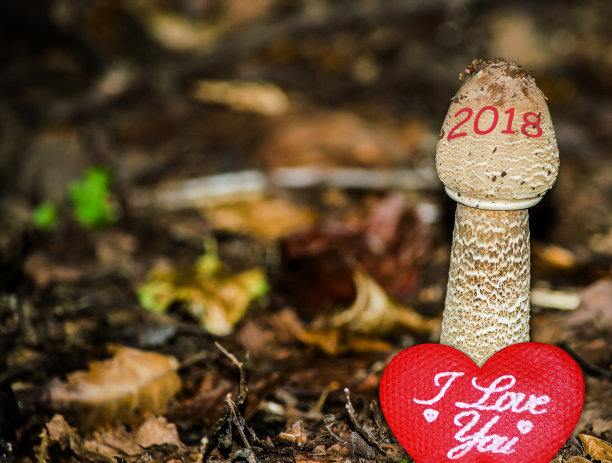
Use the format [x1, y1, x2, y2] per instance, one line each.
[1, 1, 612, 462]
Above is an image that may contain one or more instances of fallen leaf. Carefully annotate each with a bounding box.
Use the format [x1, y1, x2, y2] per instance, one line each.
[297, 270, 438, 355]
[566, 457, 592, 463]
[279, 421, 309, 446]
[329, 270, 439, 336]
[136, 415, 183, 448]
[579, 434, 612, 462]
[49, 346, 181, 429]
[279, 193, 433, 312]
[532, 242, 577, 269]
[202, 197, 315, 241]
[192, 80, 291, 116]
[258, 111, 427, 168]
[138, 249, 268, 336]
[296, 326, 391, 355]
[39, 414, 116, 463]
[125, 0, 220, 52]
[38, 414, 192, 463]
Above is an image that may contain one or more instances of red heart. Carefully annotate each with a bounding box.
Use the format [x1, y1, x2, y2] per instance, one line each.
[379, 343, 584, 463]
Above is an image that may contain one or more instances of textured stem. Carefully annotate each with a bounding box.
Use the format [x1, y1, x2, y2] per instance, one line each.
[440, 204, 530, 366]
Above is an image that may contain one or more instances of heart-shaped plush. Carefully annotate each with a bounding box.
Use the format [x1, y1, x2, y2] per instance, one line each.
[379, 343, 584, 463]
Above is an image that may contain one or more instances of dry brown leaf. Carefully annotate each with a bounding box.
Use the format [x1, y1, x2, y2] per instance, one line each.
[135, 415, 183, 448]
[258, 111, 427, 168]
[39, 414, 117, 463]
[566, 457, 592, 463]
[297, 270, 438, 354]
[84, 427, 143, 459]
[38, 414, 190, 463]
[533, 242, 577, 269]
[279, 193, 433, 312]
[49, 346, 181, 429]
[330, 270, 439, 336]
[278, 421, 309, 446]
[296, 326, 391, 355]
[192, 80, 291, 116]
[579, 434, 612, 462]
[202, 197, 315, 241]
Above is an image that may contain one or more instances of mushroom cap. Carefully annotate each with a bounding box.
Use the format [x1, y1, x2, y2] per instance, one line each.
[436, 59, 559, 210]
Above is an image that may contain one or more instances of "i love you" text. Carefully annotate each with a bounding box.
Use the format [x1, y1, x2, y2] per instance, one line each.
[413, 372, 551, 459]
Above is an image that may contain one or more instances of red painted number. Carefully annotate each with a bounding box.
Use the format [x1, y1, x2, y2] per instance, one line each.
[474, 106, 499, 135]
[447, 108, 473, 140]
[521, 112, 543, 138]
[447, 107, 542, 140]
[501, 108, 516, 134]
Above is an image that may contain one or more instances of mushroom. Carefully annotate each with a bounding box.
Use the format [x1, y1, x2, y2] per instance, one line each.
[435, 59, 559, 366]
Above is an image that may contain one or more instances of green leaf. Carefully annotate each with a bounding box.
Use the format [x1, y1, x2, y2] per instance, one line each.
[32, 200, 58, 230]
[68, 166, 117, 227]
[137, 249, 268, 336]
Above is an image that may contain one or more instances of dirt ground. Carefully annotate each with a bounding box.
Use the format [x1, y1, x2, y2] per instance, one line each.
[1, 1, 612, 462]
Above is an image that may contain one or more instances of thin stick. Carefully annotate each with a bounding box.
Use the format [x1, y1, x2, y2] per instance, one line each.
[344, 388, 384, 453]
[226, 393, 251, 449]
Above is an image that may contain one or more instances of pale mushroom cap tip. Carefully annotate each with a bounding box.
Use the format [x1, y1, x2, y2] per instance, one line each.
[436, 59, 559, 210]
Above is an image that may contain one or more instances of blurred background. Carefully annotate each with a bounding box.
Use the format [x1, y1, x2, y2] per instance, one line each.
[1, 0, 612, 462]
[2, 0, 612, 248]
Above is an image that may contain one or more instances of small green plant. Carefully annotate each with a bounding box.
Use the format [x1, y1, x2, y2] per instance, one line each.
[32, 200, 58, 230]
[68, 166, 117, 227]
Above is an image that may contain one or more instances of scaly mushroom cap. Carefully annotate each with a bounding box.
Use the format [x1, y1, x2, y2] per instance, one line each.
[436, 59, 559, 210]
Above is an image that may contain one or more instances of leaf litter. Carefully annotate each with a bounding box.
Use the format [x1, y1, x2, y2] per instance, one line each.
[4, 1, 612, 461]
[137, 239, 268, 336]
[48, 346, 182, 430]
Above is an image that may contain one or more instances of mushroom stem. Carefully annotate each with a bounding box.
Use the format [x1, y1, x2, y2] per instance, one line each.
[440, 204, 530, 366]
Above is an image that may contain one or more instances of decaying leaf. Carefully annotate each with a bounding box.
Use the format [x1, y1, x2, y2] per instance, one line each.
[296, 326, 392, 355]
[579, 434, 612, 462]
[279, 421, 309, 446]
[297, 270, 438, 354]
[202, 197, 315, 241]
[330, 270, 438, 336]
[135, 415, 183, 449]
[192, 80, 291, 116]
[279, 193, 433, 313]
[38, 414, 115, 463]
[38, 413, 190, 463]
[49, 346, 181, 429]
[138, 249, 268, 336]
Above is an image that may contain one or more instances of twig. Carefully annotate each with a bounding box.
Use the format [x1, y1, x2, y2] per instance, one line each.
[307, 384, 332, 417]
[216, 341, 249, 406]
[199, 344, 251, 460]
[226, 393, 251, 450]
[344, 388, 385, 454]
[271, 166, 438, 191]
[130, 167, 439, 211]
[370, 400, 390, 443]
[215, 341, 243, 369]
[324, 414, 341, 442]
